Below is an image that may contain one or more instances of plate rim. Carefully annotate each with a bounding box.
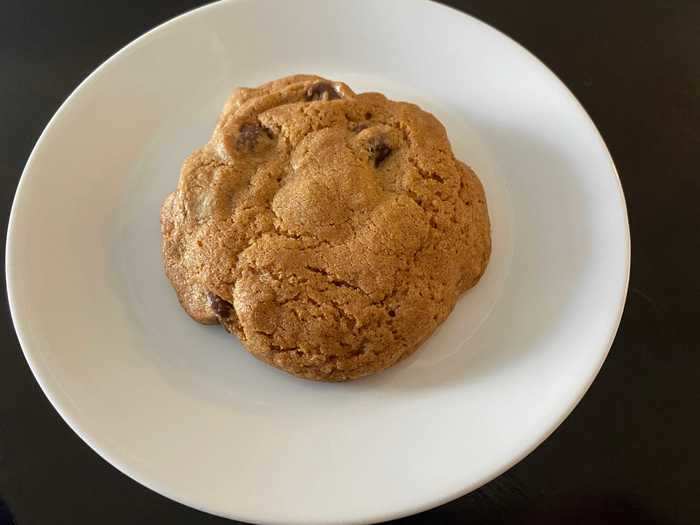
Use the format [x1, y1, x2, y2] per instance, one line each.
[6, 0, 631, 523]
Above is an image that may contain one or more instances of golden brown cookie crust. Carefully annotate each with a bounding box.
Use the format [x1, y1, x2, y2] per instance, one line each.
[161, 74, 491, 381]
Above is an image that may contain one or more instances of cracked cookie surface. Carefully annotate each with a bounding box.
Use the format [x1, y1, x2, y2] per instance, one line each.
[161, 74, 491, 381]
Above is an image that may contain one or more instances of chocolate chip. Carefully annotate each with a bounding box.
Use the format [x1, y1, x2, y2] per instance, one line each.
[207, 292, 232, 319]
[236, 122, 270, 150]
[374, 144, 392, 166]
[368, 137, 392, 167]
[305, 82, 340, 101]
[236, 122, 260, 149]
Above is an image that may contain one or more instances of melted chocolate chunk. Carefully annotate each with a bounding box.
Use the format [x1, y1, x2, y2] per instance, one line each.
[207, 292, 233, 319]
[305, 82, 341, 101]
[369, 137, 392, 167]
[236, 122, 271, 150]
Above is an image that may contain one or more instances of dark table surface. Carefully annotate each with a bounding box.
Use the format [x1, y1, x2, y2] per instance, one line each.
[1, 1, 699, 524]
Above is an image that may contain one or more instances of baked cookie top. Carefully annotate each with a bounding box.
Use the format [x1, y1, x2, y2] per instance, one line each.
[161, 74, 490, 381]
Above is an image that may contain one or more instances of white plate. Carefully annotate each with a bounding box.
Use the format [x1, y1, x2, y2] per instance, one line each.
[6, 0, 629, 523]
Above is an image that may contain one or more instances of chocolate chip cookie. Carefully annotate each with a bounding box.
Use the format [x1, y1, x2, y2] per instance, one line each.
[161, 74, 491, 381]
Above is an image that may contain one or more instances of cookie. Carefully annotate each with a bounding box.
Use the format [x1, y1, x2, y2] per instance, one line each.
[161, 74, 491, 381]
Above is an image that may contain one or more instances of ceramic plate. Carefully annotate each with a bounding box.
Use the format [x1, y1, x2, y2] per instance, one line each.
[6, 0, 629, 523]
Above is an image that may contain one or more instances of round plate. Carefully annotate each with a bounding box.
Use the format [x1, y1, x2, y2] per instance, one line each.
[6, 0, 629, 523]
